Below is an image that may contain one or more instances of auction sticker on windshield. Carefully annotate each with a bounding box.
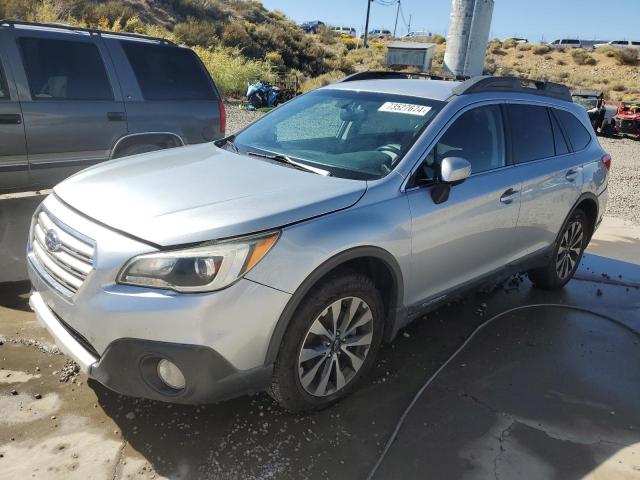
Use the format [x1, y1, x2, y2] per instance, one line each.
[378, 102, 432, 116]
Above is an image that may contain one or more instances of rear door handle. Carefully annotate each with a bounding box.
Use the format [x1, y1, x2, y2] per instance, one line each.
[566, 168, 579, 182]
[500, 188, 519, 204]
[0, 114, 22, 125]
[107, 111, 126, 121]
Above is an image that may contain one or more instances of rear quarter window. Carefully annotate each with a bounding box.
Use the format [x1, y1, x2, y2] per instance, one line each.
[554, 109, 591, 151]
[122, 42, 217, 101]
[507, 104, 555, 163]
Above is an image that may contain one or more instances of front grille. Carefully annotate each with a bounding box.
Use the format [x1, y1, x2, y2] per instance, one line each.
[30, 210, 95, 296]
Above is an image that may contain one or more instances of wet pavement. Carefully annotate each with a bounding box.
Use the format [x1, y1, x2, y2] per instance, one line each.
[0, 217, 638, 479]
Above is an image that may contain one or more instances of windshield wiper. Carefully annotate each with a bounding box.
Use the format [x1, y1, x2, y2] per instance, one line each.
[246, 151, 331, 176]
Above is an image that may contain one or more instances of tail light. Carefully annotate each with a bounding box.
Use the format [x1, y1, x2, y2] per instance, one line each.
[218, 100, 226, 135]
[601, 153, 611, 172]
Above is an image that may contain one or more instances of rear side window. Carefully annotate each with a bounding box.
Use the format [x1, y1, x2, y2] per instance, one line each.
[0, 62, 7, 99]
[507, 104, 555, 163]
[554, 109, 591, 151]
[122, 42, 217, 101]
[18, 37, 113, 100]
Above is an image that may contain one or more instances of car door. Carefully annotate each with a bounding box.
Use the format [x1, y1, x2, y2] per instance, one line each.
[506, 103, 584, 259]
[9, 30, 127, 189]
[0, 35, 28, 192]
[405, 103, 522, 308]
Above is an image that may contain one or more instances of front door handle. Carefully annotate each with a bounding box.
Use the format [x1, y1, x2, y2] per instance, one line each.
[500, 188, 519, 204]
[565, 168, 578, 182]
[0, 113, 22, 125]
[107, 111, 126, 121]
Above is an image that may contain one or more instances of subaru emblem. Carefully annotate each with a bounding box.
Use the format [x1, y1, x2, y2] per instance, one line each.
[44, 229, 61, 252]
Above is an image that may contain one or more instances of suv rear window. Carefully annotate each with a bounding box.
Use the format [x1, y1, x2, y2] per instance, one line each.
[19, 37, 113, 101]
[554, 109, 591, 151]
[122, 42, 217, 101]
[507, 104, 555, 163]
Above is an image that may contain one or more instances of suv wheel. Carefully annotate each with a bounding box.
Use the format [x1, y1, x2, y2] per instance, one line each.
[115, 143, 162, 158]
[528, 209, 588, 290]
[269, 272, 384, 412]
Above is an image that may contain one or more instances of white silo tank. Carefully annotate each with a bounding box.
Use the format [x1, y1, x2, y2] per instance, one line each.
[444, 0, 494, 77]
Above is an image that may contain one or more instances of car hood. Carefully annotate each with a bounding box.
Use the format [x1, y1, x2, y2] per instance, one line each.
[54, 143, 366, 246]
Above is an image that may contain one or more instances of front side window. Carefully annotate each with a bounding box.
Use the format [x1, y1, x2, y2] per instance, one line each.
[233, 89, 444, 180]
[19, 37, 113, 101]
[415, 104, 506, 183]
[554, 109, 591, 151]
[122, 41, 217, 101]
[507, 104, 555, 163]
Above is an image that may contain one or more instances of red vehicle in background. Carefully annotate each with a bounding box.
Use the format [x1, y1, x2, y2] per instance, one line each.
[612, 102, 640, 139]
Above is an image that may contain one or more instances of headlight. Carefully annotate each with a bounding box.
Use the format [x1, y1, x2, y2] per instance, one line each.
[117, 232, 279, 292]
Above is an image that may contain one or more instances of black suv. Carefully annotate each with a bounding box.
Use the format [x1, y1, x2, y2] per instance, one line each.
[0, 20, 225, 193]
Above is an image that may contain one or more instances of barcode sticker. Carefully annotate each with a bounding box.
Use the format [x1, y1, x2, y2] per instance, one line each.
[378, 102, 432, 116]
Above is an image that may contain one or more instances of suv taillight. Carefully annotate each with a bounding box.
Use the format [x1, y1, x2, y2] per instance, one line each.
[601, 153, 611, 172]
[218, 100, 226, 135]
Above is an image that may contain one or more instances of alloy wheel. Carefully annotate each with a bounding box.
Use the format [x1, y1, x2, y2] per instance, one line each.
[556, 220, 584, 280]
[297, 296, 374, 397]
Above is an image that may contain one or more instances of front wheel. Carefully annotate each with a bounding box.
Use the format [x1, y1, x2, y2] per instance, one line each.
[528, 209, 589, 290]
[269, 272, 384, 412]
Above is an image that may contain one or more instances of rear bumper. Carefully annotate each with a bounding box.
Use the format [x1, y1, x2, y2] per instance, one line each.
[30, 291, 272, 404]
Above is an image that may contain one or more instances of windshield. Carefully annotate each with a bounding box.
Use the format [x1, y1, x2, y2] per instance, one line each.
[573, 97, 598, 109]
[232, 89, 444, 180]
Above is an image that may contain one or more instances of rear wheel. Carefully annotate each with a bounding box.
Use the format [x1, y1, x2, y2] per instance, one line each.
[269, 272, 384, 412]
[600, 119, 614, 137]
[528, 209, 589, 290]
[115, 143, 161, 158]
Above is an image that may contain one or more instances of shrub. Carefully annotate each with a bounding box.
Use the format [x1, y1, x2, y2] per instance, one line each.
[340, 37, 359, 51]
[614, 48, 639, 65]
[431, 34, 446, 44]
[598, 46, 617, 58]
[265, 51, 284, 66]
[517, 43, 532, 51]
[193, 46, 274, 97]
[346, 45, 386, 70]
[316, 25, 338, 45]
[571, 49, 597, 66]
[491, 46, 507, 56]
[611, 83, 626, 92]
[301, 70, 345, 92]
[502, 38, 517, 49]
[516, 53, 524, 59]
[174, 18, 218, 47]
[533, 45, 551, 55]
[556, 58, 566, 66]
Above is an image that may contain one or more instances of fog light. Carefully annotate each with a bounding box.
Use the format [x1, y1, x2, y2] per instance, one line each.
[157, 359, 186, 390]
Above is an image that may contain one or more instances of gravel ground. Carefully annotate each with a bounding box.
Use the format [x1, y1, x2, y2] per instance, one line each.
[599, 137, 640, 225]
[225, 104, 640, 225]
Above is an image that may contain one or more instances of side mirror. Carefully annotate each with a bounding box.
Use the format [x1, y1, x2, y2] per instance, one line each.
[431, 157, 472, 205]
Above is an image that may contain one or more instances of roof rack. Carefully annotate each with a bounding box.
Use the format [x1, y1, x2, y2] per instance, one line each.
[0, 19, 176, 46]
[452, 76, 572, 102]
[339, 70, 469, 83]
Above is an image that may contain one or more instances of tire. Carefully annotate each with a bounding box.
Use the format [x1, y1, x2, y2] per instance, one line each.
[268, 272, 384, 412]
[600, 119, 614, 137]
[528, 209, 589, 290]
[115, 143, 161, 158]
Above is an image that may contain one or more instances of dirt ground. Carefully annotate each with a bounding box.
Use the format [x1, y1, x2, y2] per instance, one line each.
[1, 218, 639, 480]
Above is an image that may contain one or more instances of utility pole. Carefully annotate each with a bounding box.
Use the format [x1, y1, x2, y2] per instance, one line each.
[407, 13, 412, 36]
[364, 0, 372, 48]
[393, 0, 400, 38]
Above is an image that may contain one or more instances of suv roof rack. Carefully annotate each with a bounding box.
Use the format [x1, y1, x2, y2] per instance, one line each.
[0, 19, 176, 46]
[339, 70, 469, 83]
[452, 76, 572, 102]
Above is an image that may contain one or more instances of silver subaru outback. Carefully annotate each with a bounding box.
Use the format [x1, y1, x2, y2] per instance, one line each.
[27, 76, 610, 411]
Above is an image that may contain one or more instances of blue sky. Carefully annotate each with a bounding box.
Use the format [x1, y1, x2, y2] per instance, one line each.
[262, 0, 640, 41]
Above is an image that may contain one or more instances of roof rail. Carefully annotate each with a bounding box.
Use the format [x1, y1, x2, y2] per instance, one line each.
[0, 19, 176, 46]
[339, 70, 469, 83]
[452, 76, 572, 102]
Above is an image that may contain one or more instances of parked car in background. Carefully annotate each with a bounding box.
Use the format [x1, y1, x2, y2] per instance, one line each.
[0, 20, 224, 194]
[405, 31, 433, 40]
[612, 101, 640, 139]
[594, 40, 640, 50]
[331, 26, 356, 38]
[503, 37, 528, 44]
[365, 29, 392, 39]
[571, 90, 606, 134]
[300, 21, 325, 34]
[548, 39, 582, 49]
[28, 75, 609, 411]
